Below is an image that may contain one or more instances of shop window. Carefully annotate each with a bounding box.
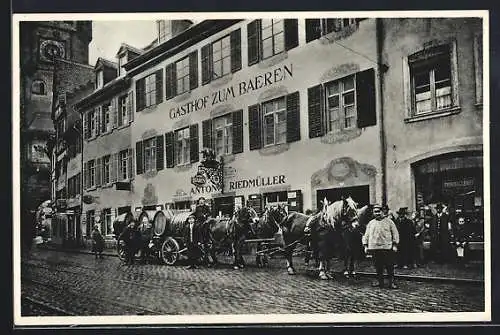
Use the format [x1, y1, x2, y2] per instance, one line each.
[264, 191, 288, 207]
[173, 201, 191, 211]
[308, 68, 376, 138]
[136, 69, 163, 111]
[201, 30, 241, 84]
[31, 80, 46, 95]
[165, 51, 198, 100]
[247, 19, 298, 66]
[248, 92, 300, 150]
[404, 42, 459, 120]
[102, 208, 113, 236]
[305, 18, 359, 43]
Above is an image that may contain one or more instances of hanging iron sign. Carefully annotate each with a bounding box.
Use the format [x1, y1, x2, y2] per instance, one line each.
[190, 149, 224, 193]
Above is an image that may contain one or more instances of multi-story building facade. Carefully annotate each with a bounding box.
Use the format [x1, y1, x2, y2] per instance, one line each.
[19, 21, 92, 247]
[382, 18, 484, 239]
[124, 18, 383, 216]
[74, 45, 142, 243]
[51, 58, 95, 245]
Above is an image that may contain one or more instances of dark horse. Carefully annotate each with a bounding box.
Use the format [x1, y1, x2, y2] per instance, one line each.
[252, 205, 329, 278]
[322, 197, 372, 278]
[201, 206, 259, 269]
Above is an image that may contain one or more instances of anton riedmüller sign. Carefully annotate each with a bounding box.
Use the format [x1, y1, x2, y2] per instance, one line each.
[169, 63, 293, 120]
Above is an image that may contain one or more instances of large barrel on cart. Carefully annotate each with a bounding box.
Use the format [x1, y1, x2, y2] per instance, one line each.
[160, 211, 193, 265]
[112, 211, 137, 262]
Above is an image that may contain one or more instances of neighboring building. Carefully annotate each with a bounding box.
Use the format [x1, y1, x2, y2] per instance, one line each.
[124, 18, 382, 216]
[19, 21, 92, 247]
[51, 58, 95, 246]
[382, 18, 484, 240]
[74, 46, 141, 243]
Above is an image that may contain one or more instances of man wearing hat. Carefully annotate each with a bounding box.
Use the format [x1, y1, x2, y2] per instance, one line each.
[429, 203, 452, 263]
[184, 213, 204, 269]
[194, 197, 211, 224]
[395, 207, 416, 269]
[362, 204, 400, 289]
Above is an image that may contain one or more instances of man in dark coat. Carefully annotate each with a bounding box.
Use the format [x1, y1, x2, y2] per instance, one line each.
[429, 203, 452, 263]
[119, 221, 140, 264]
[184, 214, 204, 269]
[395, 208, 416, 269]
[194, 197, 212, 224]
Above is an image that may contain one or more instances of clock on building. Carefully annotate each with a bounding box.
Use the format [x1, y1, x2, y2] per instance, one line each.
[39, 39, 66, 62]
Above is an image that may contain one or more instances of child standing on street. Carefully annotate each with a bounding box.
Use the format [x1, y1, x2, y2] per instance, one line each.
[362, 204, 400, 289]
[91, 224, 105, 259]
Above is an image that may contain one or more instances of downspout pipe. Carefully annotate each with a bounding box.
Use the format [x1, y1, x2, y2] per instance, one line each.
[376, 18, 388, 205]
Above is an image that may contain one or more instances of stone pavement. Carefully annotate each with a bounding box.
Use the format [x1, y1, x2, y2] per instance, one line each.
[21, 248, 485, 316]
[34, 241, 484, 283]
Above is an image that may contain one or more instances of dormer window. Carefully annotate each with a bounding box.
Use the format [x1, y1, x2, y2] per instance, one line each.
[118, 54, 127, 76]
[158, 20, 172, 44]
[96, 70, 104, 89]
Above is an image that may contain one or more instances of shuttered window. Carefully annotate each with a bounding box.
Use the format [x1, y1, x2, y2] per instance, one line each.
[144, 137, 156, 173]
[119, 149, 129, 180]
[248, 92, 300, 150]
[202, 110, 243, 155]
[213, 114, 233, 156]
[136, 141, 144, 175]
[175, 127, 190, 165]
[118, 94, 129, 126]
[136, 69, 163, 112]
[102, 155, 111, 184]
[88, 159, 96, 188]
[101, 102, 112, 133]
[248, 19, 298, 66]
[201, 29, 242, 85]
[308, 68, 377, 138]
[156, 134, 164, 171]
[305, 18, 359, 43]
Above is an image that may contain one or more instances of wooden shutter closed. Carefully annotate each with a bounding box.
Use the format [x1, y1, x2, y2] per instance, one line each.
[165, 132, 175, 168]
[305, 19, 322, 43]
[111, 153, 118, 183]
[286, 91, 300, 143]
[112, 98, 118, 129]
[232, 109, 243, 154]
[284, 19, 299, 51]
[127, 91, 134, 123]
[308, 84, 325, 138]
[136, 78, 145, 112]
[189, 51, 198, 90]
[201, 43, 213, 85]
[83, 112, 88, 140]
[156, 134, 164, 171]
[247, 20, 261, 66]
[248, 104, 262, 150]
[95, 158, 101, 187]
[155, 69, 164, 104]
[135, 141, 143, 175]
[202, 119, 212, 150]
[165, 63, 176, 100]
[356, 68, 377, 128]
[189, 124, 199, 163]
[83, 162, 87, 190]
[230, 28, 242, 73]
[128, 148, 134, 179]
[95, 107, 101, 136]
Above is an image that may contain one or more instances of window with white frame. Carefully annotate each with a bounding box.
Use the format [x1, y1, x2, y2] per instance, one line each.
[102, 155, 111, 184]
[118, 54, 127, 76]
[326, 75, 356, 132]
[145, 73, 157, 107]
[408, 44, 455, 117]
[102, 102, 111, 133]
[88, 159, 96, 188]
[261, 19, 285, 59]
[87, 109, 96, 138]
[176, 57, 190, 94]
[213, 115, 233, 156]
[102, 208, 112, 235]
[119, 149, 129, 180]
[263, 97, 287, 146]
[175, 127, 190, 165]
[144, 137, 156, 172]
[119, 94, 129, 126]
[96, 70, 104, 89]
[212, 35, 231, 79]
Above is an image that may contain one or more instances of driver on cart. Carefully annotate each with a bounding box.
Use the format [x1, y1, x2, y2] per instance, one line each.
[194, 197, 211, 224]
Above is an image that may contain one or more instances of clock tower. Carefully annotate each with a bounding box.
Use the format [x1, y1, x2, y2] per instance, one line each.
[19, 21, 93, 250]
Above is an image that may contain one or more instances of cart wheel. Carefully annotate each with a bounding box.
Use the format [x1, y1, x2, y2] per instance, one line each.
[161, 237, 180, 265]
[116, 238, 127, 262]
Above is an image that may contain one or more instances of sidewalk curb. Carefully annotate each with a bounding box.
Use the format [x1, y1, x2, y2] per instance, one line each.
[35, 245, 484, 285]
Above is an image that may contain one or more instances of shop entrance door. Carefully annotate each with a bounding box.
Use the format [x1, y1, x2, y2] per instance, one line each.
[316, 185, 370, 211]
[213, 196, 234, 218]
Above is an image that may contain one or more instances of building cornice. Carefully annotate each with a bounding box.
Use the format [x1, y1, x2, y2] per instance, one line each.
[74, 77, 131, 112]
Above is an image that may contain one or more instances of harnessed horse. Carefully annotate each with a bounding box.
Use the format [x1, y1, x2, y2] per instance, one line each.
[201, 206, 259, 270]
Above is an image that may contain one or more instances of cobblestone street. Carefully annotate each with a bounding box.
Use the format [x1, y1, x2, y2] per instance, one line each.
[20, 248, 485, 316]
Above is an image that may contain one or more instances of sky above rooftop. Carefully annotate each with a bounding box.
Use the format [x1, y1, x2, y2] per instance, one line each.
[88, 20, 157, 66]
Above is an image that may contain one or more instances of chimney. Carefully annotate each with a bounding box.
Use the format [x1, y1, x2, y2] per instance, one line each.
[157, 20, 193, 44]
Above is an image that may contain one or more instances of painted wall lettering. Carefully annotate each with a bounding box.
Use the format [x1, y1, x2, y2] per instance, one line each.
[169, 63, 293, 119]
[229, 175, 286, 190]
